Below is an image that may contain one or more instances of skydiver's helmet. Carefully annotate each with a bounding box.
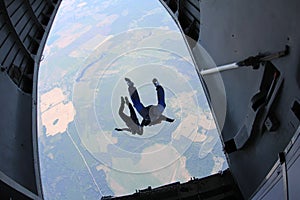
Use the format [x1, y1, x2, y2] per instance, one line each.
[141, 118, 151, 126]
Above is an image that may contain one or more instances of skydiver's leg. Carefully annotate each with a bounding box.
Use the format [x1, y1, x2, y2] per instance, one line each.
[128, 103, 140, 126]
[118, 97, 129, 122]
[125, 96, 140, 125]
[128, 86, 144, 110]
[152, 78, 166, 108]
[128, 85, 148, 119]
[118, 97, 125, 115]
[156, 85, 166, 108]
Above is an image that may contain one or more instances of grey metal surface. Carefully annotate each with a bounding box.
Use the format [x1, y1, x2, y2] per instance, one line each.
[197, 0, 300, 198]
[288, 149, 300, 200]
[0, 73, 35, 193]
[252, 126, 300, 200]
[0, 0, 61, 198]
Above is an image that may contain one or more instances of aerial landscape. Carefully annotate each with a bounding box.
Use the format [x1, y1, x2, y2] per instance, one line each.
[38, 0, 227, 199]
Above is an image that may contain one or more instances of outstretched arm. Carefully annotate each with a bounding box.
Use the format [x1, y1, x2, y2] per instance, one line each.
[115, 128, 131, 132]
[161, 115, 175, 122]
[148, 115, 175, 126]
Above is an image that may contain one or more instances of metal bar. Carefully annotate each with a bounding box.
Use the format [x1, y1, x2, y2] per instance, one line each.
[200, 62, 239, 75]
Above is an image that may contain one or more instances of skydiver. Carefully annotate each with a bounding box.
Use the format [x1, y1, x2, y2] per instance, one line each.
[115, 96, 143, 135]
[125, 78, 175, 127]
